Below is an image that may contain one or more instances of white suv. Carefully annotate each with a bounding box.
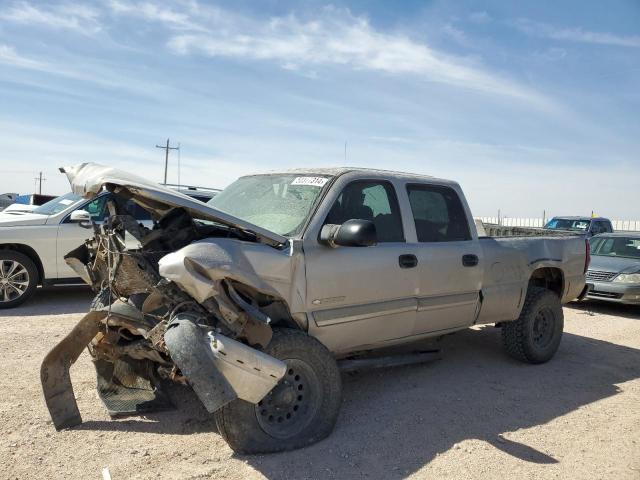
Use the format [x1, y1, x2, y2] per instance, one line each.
[0, 192, 152, 308]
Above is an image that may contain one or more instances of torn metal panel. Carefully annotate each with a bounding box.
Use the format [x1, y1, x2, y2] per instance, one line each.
[41, 310, 103, 430]
[163, 315, 286, 413]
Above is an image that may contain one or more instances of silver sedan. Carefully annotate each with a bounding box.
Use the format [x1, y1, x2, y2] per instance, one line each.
[586, 233, 640, 305]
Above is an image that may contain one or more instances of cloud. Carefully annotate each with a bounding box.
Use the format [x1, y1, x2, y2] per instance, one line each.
[514, 19, 640, 48]
[159, 7, 552, 109]
[468, 12, 491, 24]
[0, 1, 101, 34]
[0, 44, 47, 69]
[107, 0, 204, 30]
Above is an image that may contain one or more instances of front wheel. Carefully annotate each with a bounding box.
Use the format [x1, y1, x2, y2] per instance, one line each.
[0, 250, 39, 309]
[502, 287, 564, 364]
[214, 328, 342, 453]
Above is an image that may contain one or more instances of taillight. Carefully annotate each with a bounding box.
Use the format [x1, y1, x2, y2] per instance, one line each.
[584, 238, 591, 274]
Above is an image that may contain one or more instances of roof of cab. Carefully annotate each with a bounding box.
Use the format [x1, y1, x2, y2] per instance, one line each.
[244, 167, 452, 183]
[551, 216, 610, 221]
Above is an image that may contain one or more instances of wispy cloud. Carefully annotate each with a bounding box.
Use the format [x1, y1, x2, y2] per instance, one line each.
[107, 0, 204, 30]
[149, 6, 551, 109]
[468, 12, 491, 24]
[514, 19, 640, 48]
[0, 44, 47, 69]
[0, 1, 101, 34]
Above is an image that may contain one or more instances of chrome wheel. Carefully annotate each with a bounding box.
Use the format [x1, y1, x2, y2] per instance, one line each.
[0, 260, 30, 303]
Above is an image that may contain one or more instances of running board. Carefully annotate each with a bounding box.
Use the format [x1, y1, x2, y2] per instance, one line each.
[338, 350, 441, 373]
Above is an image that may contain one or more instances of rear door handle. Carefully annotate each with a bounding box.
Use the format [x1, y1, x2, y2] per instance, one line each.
[399, 254, 418, 269]
[462, 254, 479, 267]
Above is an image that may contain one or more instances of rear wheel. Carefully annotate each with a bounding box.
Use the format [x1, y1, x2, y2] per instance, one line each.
[0, 251, 38, 309]
[214, 328, 342, 453]
[502, 287, 564, 364]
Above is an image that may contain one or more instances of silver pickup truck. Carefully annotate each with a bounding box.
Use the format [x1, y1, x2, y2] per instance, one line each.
[42, 163, 589, 454]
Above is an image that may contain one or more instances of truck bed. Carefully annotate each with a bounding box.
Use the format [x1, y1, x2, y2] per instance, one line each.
[480, 222, 578, 238]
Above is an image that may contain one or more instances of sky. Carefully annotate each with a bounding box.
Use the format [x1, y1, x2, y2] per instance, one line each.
[0, 0, 638, 218]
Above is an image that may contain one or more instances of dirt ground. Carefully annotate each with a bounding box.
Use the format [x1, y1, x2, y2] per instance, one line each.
[1, 287, 639, 480]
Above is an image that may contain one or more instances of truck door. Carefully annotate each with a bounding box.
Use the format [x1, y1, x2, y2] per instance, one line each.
[406, 183, 483, 334]
[304, 179, 419, 353]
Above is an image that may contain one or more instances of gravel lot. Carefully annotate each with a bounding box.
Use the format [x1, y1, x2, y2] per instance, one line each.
[1, 287, 639, 480]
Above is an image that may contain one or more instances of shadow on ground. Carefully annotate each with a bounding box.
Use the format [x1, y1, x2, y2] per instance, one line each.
[76, 325, 640, 479]
[4, 286, 92, 316]
[566, 299, 640, 320]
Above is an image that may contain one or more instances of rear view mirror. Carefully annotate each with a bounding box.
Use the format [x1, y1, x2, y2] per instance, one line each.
[320, 219, 377, 247]
[69, 209, 92, 228]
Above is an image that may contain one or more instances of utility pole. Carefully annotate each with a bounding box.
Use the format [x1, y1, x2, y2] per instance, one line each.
[34, 171, 45, 194]
[155, 138, 179, 184]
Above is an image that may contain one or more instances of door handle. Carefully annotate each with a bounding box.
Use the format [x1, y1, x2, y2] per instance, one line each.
[462, 254, 479, 267]
[399, 254, 418, 269]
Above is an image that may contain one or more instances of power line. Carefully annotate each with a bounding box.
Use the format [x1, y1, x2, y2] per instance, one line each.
[155, 138, 180, 184]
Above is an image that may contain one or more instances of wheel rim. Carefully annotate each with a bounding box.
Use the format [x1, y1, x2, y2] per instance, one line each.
[532, 307, 555, 348]
[255, 358, 322, 439]
[0, 260, 30, 303]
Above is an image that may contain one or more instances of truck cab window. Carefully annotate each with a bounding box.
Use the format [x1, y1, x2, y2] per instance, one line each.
[325, 181, 404, 242]
[406, 184, 471, 242]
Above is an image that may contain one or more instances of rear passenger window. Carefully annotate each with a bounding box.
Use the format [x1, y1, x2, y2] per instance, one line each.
[324, 181, 404, 242]
[406, 184, 471, 242]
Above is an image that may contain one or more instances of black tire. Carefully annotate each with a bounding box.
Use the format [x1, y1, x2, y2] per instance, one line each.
[502, 287, 564, 364]
[0, 250, 39, 309]
[214, 328, 342, 454]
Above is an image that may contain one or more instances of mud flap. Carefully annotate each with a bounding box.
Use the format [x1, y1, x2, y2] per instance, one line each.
[164, 315, 287, 413]
[41, 311, 103, 430]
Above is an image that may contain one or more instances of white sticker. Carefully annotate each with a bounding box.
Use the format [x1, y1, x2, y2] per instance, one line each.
[291, 176, 328, 187]
[59, 199, 74, 205]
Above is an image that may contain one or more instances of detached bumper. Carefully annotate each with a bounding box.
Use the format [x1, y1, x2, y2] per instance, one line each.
[42, 310, 286, 430]
[586, 281, 640, 305]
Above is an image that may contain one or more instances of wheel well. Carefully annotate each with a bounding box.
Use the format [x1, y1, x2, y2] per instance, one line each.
[0, 244, 44, 284]
[528, 267, 564, 297]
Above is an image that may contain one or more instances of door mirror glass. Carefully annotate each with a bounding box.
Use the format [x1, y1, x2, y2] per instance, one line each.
[320, 219, 377, 247]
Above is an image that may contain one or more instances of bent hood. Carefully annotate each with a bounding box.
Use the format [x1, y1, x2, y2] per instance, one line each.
[60, 163, 287, 247]
[589, 255, 640, 274]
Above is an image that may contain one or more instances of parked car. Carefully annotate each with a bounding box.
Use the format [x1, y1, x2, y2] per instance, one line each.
[163, 183, 220, 203]
[585, 233, 640, 304]
[0, 184, 217, 308]
[544, 216, 613, 237]
[0, 193, 19, 211]
[42, 163, 589, 454]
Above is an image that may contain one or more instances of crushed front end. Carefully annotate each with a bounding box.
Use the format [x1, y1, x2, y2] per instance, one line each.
[42, 196, 291, 430]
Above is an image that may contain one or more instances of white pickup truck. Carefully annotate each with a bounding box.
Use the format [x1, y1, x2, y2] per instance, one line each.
[42, 164, 589, 454]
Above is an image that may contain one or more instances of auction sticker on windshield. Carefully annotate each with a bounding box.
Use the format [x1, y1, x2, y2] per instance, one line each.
[291, 177, 328, 187]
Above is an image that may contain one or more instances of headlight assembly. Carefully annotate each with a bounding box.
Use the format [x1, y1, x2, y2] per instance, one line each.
[613, 273, 640, 284]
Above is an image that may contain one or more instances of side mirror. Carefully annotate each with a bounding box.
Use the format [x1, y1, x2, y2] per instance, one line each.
[69, 209, 92, 228]
[320, 219, 377, 247]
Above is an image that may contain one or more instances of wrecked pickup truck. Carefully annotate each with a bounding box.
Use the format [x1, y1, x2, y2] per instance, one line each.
[42, 163, 589, 453]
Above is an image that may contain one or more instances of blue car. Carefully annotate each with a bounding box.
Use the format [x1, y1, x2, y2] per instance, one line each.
[544, 216, 613, 238]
